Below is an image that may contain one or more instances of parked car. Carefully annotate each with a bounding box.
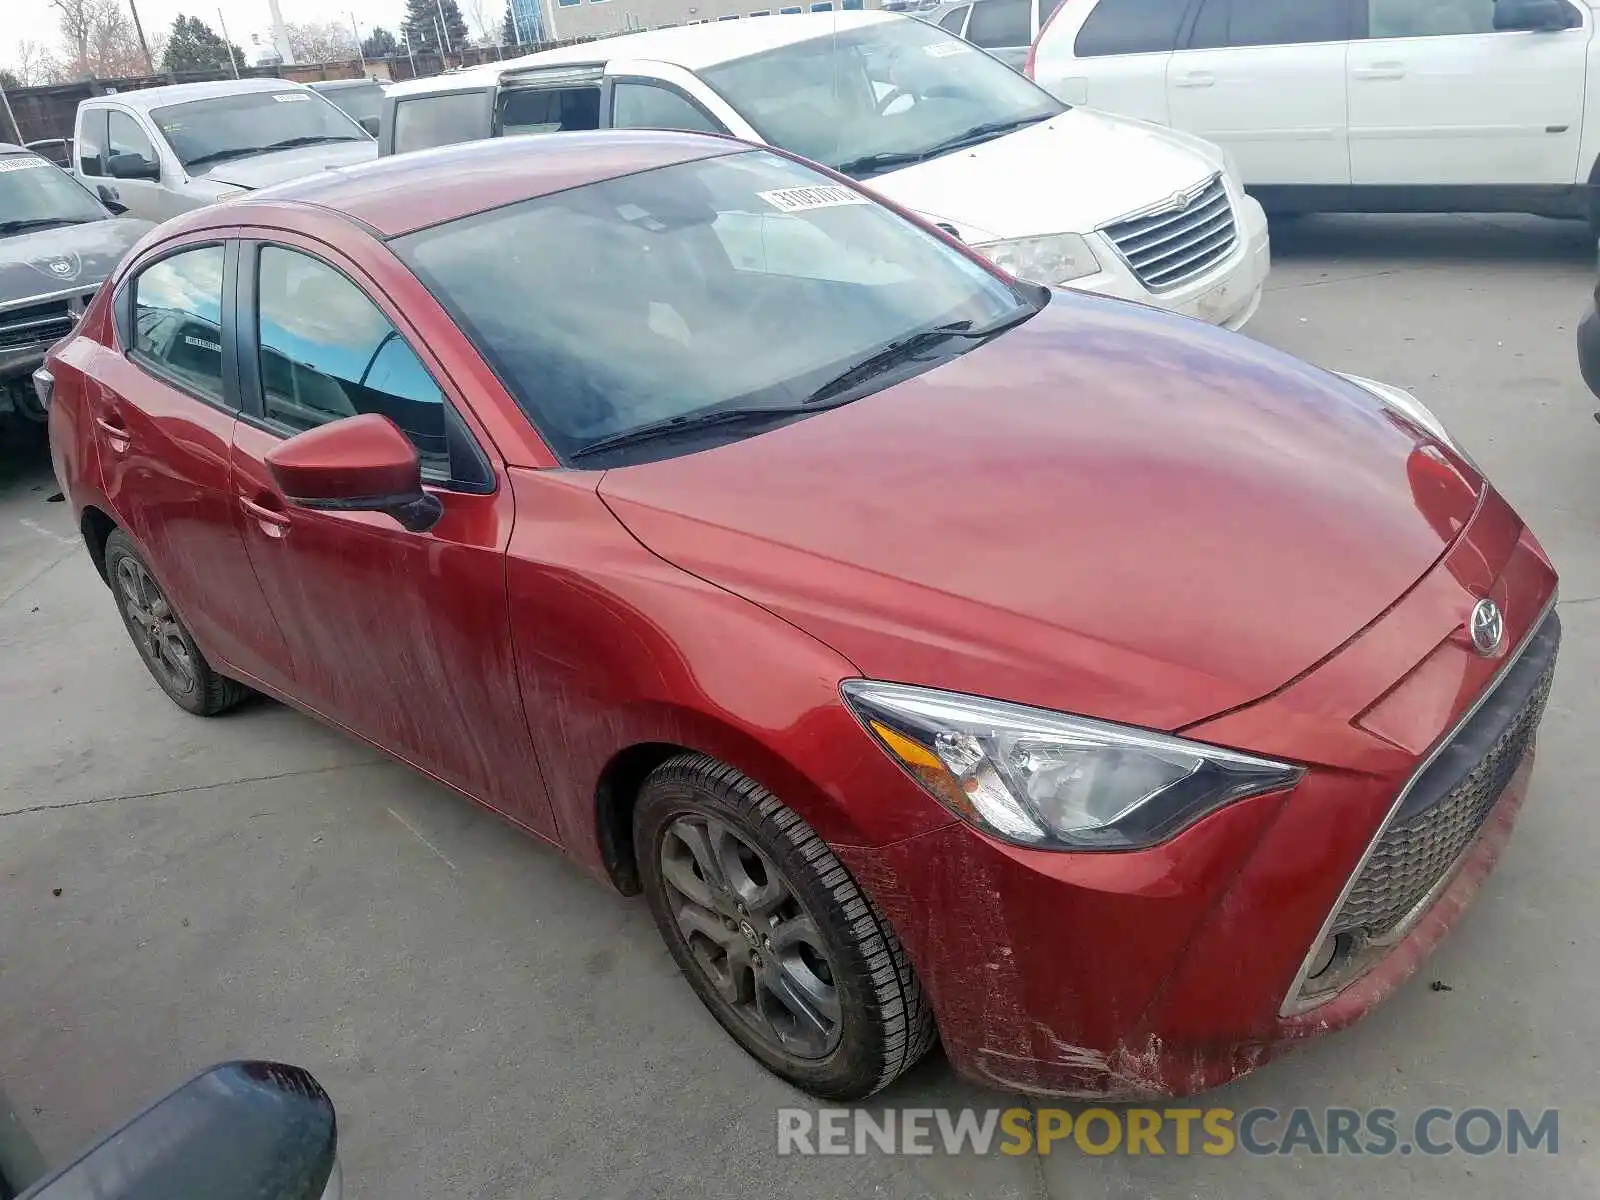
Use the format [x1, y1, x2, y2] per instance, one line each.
[1029, 0, 1600, 226]
[71, 78, 376, 223]
[1, 142, 152, 445]
[1, 1062, 339, 1200]
[927, 0, 1066, 69]
[44, 130, 1558, 1101]
[22, 139, 73, 168]
[380, 12, 1271, 328]
[308, 78, 389, 137]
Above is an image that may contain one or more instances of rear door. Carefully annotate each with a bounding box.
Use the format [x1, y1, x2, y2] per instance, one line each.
[1348, 0, 1588, 186]
[97, 234, 293, 689]
[1031, 0, 1195, 119]
[1166, 0, 1355, 185]
[384, 87, 495, 156]
[964, 0, 1035, 67]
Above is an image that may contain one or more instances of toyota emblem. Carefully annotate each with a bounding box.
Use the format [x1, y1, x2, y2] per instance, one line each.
[1469, 598, 1505, 657]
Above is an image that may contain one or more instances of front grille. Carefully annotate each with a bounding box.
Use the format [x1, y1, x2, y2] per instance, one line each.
[1330, 612, 1561, 945]
[1101, 175, 1238, 292]
[0, 292, 93, 352]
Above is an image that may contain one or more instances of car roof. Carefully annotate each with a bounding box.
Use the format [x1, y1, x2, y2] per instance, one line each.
[386, 10, 897, 97]
[86, 77, 308, 110]
[221, 129, 747, 237]
[309, 78, 384, 89]
[0, 143, 25, 154]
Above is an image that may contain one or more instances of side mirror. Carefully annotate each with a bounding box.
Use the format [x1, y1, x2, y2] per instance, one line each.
[16, 1062, 338, 1200]
[359, 115, 380, 137]
[1493, 0, 1576, 30]
[266, 413, 443, 533]
[105, 152, 159, 181]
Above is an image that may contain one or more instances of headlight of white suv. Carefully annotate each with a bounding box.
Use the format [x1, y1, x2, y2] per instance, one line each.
[842, 681, 1302, 851]
[1337, 372, 1477, 469]
[970, 233, 1100, 286]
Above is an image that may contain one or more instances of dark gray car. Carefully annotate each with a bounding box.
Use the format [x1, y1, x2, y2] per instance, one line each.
[0, 144, 152, 443]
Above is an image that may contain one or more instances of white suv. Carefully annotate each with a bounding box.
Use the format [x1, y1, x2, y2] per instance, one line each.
[1028, 0, 1600, 229]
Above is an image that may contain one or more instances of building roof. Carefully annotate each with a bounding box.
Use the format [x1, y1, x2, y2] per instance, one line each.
[237, 128, 745, 236]
[386, 10, 897, 97]
[89, 77, 308, 110]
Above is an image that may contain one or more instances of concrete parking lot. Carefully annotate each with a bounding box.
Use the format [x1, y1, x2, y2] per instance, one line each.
[2, 213, 1598, 1199]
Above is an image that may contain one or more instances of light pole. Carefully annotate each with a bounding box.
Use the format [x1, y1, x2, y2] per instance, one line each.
[126, 0, 154, 72]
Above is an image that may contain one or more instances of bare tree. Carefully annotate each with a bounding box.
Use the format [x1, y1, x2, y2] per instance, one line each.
[285, 21, 359, 64]
[459, 0, 501, 45]
[52, 0, 149, 79]
[6, 39, 63, 85]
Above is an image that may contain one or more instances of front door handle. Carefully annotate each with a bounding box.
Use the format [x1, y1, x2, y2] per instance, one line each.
[1353, 62, 1406, 80]
[239, 493, 292, 536]
[1174, 70, 1216, 88]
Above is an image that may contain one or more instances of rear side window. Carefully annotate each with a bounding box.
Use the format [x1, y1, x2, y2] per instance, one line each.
[393, 92, 490, 154]
[965, 0, 1032, 45]
[77, 108, 108, 176]
[611, 82, 726, 134]
[938, 4, 970, 32]
[131, 246, 228, 404]
[1190, 0, 1347, 47]
[499, 87, 601, 135]
[1074, 0, 1192, 56]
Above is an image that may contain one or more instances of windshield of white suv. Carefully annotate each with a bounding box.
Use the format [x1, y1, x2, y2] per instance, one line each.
[393, 148, 1036, 465]
[0, 153, 107, 234]
[697, 18, 1065, 180]
[151, 90, 370, 170]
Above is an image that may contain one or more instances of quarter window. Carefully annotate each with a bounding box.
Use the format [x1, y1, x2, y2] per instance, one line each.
[107, 111, 158, 170]
[965, 0, 1031, 44]
[1190, 0, 1347, 47]
[1074, 0, 1192, 55]
[255, 247, 449, 475]
[393, 92, 490, 154]
[611, 82, 725, 133]
[1366, 0, 1513, 36]
[131, 245, 228, 404]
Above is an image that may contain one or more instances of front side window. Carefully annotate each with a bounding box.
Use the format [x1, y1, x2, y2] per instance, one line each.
[393, 91, 491, 154]
[131, 245, 227, 404]
[151, 89, 367, 171]
[697, 18, 1064, 178]
[1075, 0, 1193, 55]
[0, 153, 109, 233]
[107, 112, 158, 170]
[256, 247, 448, 474]
[611, 81, 726, 133]
[317, 82, 386, 125]
[77, 108, 108, 176]
[394, 149, 1031, 465]
[1190, 0, 1347, 47]
[965, 0, 1031, 45]
[938, 5, 970, 32]
[499, 86, 602, 135]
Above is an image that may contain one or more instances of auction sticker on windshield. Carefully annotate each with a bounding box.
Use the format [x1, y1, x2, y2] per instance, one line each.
[0, 158, 48, 173]
[759, 186, 870, 213]
[272, 93, 311, 102]
[924, 42, 973, 57]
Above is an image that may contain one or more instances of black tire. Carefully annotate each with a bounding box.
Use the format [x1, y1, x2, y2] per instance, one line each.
[635, 753, 937, 1101]
[103, 529, 250, 716]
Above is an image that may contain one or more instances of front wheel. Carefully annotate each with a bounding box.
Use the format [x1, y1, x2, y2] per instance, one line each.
[636, 753, 937, 1101]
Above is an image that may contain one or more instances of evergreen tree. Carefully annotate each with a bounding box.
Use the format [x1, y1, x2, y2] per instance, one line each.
[160, 14, 245, 73]
[402, 0, 470, 51]
[361, 25, 400, 57]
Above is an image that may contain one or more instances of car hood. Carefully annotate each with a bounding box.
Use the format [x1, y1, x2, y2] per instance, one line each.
[0, 217, 153, 306]
[865, 107, 1223, 242]
[598, 293, 1483, 730]
[197, 141, 377, 190]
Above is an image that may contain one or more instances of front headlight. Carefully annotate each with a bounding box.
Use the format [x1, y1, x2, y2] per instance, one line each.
[843, 681, 1303, 851]
[970, 233, 1100, 286]
[1337, 372, 1477, 469]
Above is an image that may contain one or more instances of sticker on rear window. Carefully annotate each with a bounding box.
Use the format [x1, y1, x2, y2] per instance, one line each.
[757, 186, 868, 213]
[271, 92, 311, 102]
[0, 157, 48, 173]
[184, 334, 222, 353]
[925, 41, 973, 57]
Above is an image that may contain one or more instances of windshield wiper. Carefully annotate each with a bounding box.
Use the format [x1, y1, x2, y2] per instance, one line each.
[803, 309, 1033, 407]
[0, 217, 91, 235]
[182, 146, 264, 169]
[570, 402, 847, 461]
[836, 114, 1056, 179]
[259, 135, 366, 151]
[834, 149, 939, 179]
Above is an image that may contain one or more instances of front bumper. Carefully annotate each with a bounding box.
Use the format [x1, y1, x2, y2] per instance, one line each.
[836, 489, 1557, 1099]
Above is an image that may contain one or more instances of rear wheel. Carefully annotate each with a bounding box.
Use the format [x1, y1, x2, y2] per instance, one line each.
[104, 530, 250, 716]
[635, 753, 936, 1100]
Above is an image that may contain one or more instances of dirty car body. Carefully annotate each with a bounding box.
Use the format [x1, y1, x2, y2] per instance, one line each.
[44, 132, 1558, 1100]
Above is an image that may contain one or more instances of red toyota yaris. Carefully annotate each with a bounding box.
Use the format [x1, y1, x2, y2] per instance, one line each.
[42, 131, 1558, 1100]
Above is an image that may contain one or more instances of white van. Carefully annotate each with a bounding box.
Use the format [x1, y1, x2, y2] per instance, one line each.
[1028, 0, 1600, 228]
[380, 12, 1271, 328]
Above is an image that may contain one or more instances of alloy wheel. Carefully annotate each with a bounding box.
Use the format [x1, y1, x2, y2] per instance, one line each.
[659, 812, 843, 1060]
[114, 557, 197, 697]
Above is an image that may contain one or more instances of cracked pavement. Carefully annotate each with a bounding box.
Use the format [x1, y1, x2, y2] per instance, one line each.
[2, 213, 1599, 1198]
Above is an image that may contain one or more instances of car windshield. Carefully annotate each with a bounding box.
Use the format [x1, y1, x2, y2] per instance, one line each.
[151, 89, 369, 169]
[0, 153, 106, 231]
[393, 148, 1031, 464]
[317, 82, 386, 126]
[697, 18, 1065, 179]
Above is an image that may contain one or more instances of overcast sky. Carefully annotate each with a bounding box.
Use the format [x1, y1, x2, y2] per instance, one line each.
[8, 0, 496, 71]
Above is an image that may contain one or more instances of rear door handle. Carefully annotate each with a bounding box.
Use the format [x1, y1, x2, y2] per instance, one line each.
[95, 409, 131, 452]
[239, 493, 292, 536]
[1174, 70, 1216, 88]
[1353, 62, 1406, 80]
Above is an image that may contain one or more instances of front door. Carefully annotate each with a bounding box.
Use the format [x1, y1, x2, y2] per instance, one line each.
[103, 110, 170, 222]
[227, 235, 557, 839]
[94, 236, 293, 688]
[1166, 0, 1354, 186]
[1348, 0, 1588, 186]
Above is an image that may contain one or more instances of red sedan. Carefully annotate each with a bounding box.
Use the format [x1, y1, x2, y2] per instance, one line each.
[42, 131, 1558, 1101]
